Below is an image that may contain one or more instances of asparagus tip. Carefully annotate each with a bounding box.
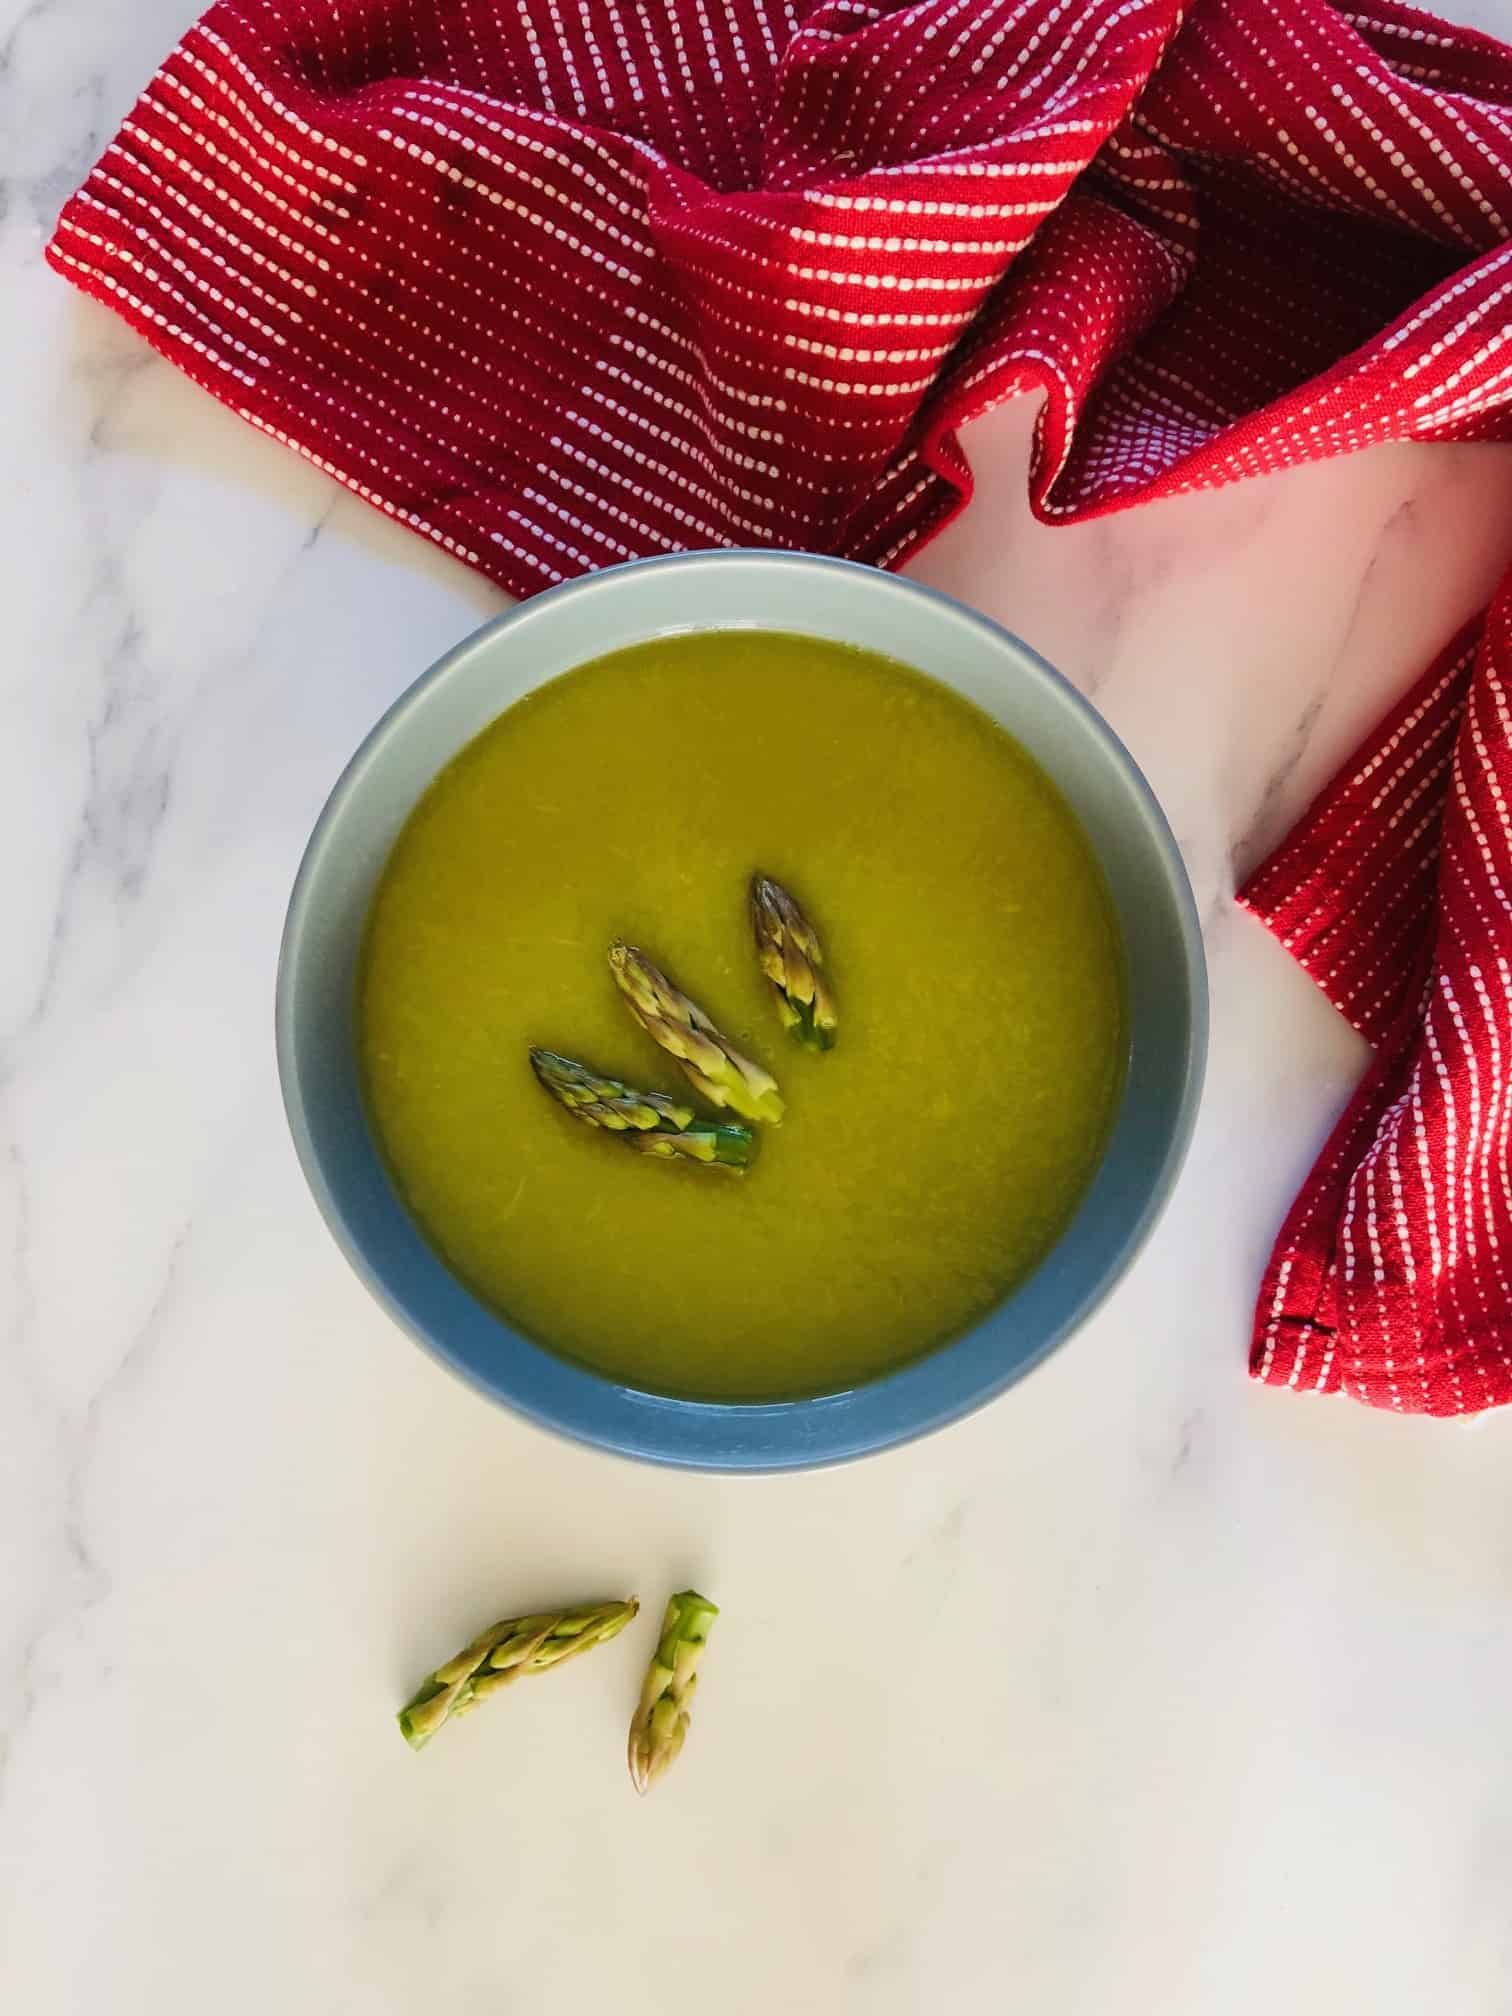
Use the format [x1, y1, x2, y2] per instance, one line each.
[750, 874, 836, 1051]
[628, 1588, 718, 1794]
[609, 942, 783, 1127]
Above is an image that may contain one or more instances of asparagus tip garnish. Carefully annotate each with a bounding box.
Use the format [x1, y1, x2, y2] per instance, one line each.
[750, 875, 836, 1050]
[530, 1048, 755, 1169]
[608, 943, 784, 1126]
[628, 1589, 718, 1795]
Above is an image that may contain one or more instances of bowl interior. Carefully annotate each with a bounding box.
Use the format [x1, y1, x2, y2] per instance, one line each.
[277, 552, 1206, 1470]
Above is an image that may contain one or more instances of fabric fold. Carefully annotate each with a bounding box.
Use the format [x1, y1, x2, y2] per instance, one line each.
[1242, 582, 1512, 1414]
[49, 0, 1512, 595]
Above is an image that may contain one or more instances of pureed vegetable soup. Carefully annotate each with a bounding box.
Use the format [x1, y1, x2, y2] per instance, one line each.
[359, 632, 1127, 1401]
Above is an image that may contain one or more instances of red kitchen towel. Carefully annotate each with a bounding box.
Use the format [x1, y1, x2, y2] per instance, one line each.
[1240, 582, 1512, 1413]
[47, 0, 1512, 1410]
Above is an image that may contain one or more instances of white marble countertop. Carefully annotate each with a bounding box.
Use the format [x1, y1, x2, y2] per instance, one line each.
[9, 4, 1512, 2010]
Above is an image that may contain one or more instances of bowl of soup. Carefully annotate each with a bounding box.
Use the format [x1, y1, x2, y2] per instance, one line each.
[276, 551, 1205, 1470]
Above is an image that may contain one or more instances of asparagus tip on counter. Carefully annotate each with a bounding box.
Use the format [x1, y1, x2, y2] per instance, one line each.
[628, 1589, 719, 1794]
[399, 1598, 639, 1750]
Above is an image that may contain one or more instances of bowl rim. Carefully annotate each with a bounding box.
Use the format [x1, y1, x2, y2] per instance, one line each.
[276, 549, 1208, 1472]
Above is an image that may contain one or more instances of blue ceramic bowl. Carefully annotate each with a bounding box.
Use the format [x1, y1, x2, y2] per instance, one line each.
[277, 552, 1206, 1470]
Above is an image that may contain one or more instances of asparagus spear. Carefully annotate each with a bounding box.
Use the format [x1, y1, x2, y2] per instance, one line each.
[608, 943, 784, 1126]
[750, 875, 837, 1050]
[529, 1048, 755, 1169]
[398, 1598, 638, 1750]
[627, 1589, 719, 1794]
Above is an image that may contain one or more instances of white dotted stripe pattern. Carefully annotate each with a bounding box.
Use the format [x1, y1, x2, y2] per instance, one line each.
[46, 0, 1512, 593]
[1240, 595, 1512, 1416]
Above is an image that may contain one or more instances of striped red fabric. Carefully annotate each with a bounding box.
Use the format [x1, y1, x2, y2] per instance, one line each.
[47, 0, 1512, 1410]
[1241, 581, 1512, 1413]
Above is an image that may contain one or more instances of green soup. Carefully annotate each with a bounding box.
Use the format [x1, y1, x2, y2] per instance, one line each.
[359, 632, 1126, 1401]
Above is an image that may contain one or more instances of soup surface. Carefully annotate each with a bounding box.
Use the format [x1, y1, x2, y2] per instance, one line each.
[360, 631, 1126, 1401]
